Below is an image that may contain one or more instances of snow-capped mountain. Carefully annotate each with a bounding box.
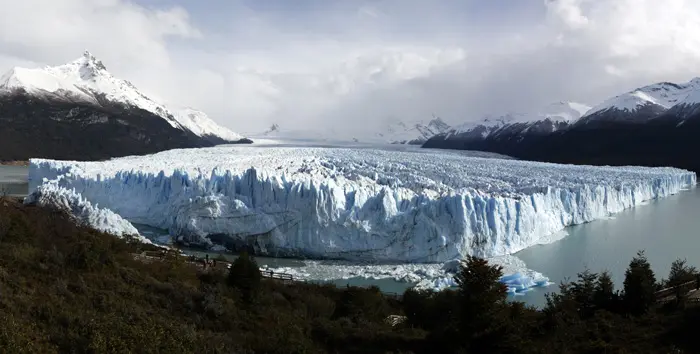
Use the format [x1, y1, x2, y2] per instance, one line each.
[577, 78, 700, 125]
[251, 117, 451, 145]
[0, 51, 250, 162]
[424, 77, 700, 175]
[251, 124, 337, 142]
[0, 51, 246, 144]
[440, 101, 591, 142]
[379, 116, 452, 144]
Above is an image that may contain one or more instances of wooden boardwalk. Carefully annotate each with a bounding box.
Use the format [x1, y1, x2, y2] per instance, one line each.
[655, 280, 700, 303]
[131, 249, 405, 298]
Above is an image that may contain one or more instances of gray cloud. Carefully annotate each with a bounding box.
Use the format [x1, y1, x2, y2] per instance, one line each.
[1, 0, 700, 135]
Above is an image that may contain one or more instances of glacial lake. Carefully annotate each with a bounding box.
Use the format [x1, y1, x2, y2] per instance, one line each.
[515, 186, 700, 307]
[0, 165, 28, 197]
[4, 164, 700, 306]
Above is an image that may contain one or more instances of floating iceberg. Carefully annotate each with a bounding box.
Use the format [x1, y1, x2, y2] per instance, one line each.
[28, 145, 696, 264]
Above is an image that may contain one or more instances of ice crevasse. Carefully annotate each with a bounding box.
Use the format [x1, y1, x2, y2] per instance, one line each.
[28, 146, 697, 263]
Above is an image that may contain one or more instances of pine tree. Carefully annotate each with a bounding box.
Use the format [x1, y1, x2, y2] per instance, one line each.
[667, 258, 697, 302]
[454, 256, 508, 351]
[570, 269, 598, 318]
[622, 250, 656, 315]
[227, 251, 261, 303]
[668, 258, 697, 287]
[593, 271, 616, 312]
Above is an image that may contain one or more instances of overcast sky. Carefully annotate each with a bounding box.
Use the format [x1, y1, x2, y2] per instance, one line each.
[1, 0, 700, 134]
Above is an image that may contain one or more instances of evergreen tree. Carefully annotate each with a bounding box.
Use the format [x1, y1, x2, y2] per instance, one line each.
[227, 251, 261, 303]
[593, 271, 616, 312]
[622, 250, 656, 315]
[668, 258, 697, 287]
[667, 258, 697, 302]
[570, 269, 598, 319]
[453, 256, 508, 351]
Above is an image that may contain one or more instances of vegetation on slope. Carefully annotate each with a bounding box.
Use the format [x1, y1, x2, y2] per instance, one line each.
[1, 196, 700, 353]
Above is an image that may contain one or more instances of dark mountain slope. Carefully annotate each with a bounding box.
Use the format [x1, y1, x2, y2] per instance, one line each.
[0, 91, 215, 161]
[424, 115, 700, 173]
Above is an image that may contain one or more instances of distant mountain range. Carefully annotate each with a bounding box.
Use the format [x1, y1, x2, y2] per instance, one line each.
[5, 51, 700, 173]
[424, 78, 700, 173]
[0, 51, 250, 161]
[379, 115, 452, 145]
[253, 116, 451, 145]
[439, 101, 591, 143]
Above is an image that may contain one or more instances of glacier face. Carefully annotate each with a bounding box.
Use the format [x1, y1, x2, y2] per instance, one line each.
[24, 181, 150, 244]
[28, 145, 696, 263]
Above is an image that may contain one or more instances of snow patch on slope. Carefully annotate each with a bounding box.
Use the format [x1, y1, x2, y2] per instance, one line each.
[28, 145, 696, 263]
[171, 107, 244, 141]
[0, 51, 245, 142]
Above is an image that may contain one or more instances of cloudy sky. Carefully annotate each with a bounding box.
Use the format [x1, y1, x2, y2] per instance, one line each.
[1, 0, 700, 134]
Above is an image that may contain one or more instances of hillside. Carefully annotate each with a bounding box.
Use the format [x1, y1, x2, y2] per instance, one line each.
[424, 79, 700, 173]
[0, 52, 251, 161]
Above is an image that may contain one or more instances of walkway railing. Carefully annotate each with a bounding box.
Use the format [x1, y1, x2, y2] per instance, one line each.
[655, 279, 700, 301]
[134, 250, 405, 299]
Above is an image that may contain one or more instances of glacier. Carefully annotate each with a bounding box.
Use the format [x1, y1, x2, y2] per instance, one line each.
[24, 181, 151, 244]
[28, 145, 696, 264]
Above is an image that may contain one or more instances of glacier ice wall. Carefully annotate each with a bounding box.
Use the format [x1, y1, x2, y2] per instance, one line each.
[24, 181, 150, 244]
[28, 146, 696, 263]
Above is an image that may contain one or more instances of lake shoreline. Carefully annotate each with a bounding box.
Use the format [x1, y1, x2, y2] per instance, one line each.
[0, 160, 29, 166]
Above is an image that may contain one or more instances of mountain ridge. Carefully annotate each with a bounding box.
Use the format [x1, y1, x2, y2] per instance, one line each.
[0, 51, 248, 144]
[423, 77, 700, 174]
[0, 51, 251, 162]
[252, 116, 452, 145]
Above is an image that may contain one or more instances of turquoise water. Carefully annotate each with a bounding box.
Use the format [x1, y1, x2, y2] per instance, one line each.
[515, 187, 700, 307]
